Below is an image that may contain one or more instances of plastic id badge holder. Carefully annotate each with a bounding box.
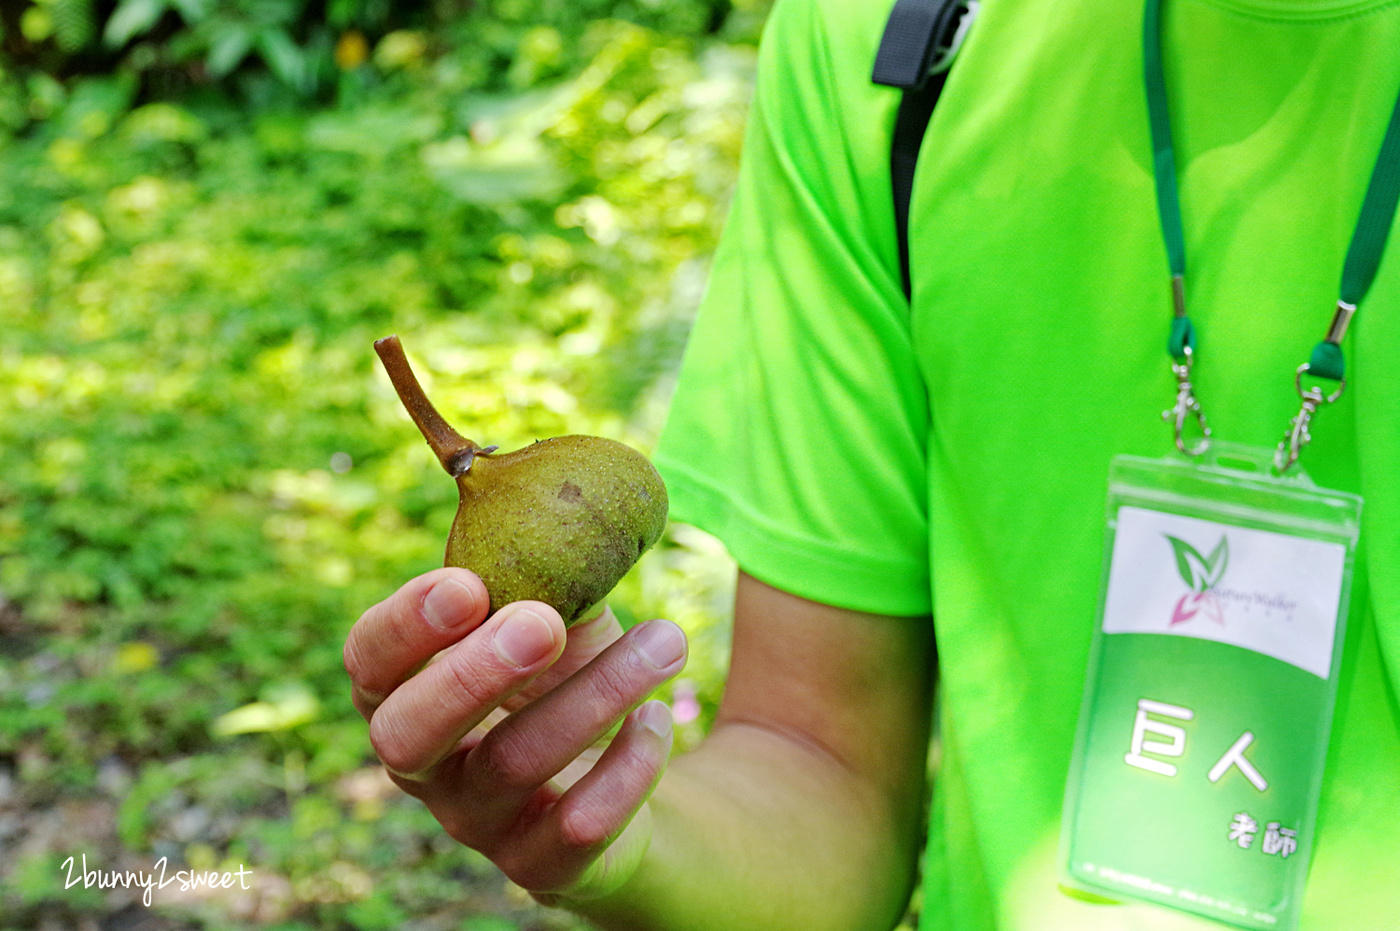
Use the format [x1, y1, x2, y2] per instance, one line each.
[1060, 446, 1361, 930]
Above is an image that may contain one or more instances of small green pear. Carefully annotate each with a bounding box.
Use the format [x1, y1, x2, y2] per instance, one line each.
[375, 335, 668, 626]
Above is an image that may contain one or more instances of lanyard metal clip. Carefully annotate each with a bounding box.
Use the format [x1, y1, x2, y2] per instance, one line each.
[1274, 364, 1345, 473]
[1164, 345, 1210, 457]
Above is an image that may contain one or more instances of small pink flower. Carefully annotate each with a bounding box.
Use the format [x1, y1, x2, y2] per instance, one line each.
[671, 680, 700, 725]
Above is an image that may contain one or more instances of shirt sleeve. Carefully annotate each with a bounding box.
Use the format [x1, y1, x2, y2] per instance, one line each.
[654, 0, 932, 617]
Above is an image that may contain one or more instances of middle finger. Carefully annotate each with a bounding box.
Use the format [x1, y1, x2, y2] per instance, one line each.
[368, 600, 565, 779]
[503, 604, 627, 712]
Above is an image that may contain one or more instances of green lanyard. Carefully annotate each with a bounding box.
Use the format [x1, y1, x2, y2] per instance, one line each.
[1144, 0, 1400, 470]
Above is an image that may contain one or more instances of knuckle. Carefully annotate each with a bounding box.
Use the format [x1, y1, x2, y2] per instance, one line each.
[585, 658, 637, 710]
[473, 738, 543, 793]
[435, 808, 483, 850]
[392, 587, 431, 634]
[442, 646, 505, 710]
[350, 687, 376, 721]
[342, 633, 364, 681]
[368, 714, 422, 776]
[558, 803, 612, 851]
[493, 848, 547, 891]
[614, 739, 660, 782]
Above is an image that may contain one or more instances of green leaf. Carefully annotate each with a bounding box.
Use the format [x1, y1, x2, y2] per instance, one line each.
[256, 27, 308, 93]
[212, 681, 320, 736]
[51, 0, 97, 53]
[55, 74, 136, 139]
[1205, 535, 1229, 588]
[1165, 535, 1202, 590]
[167, 0, 211, 22]
[421, 134, 568, 205]
[1164, 534, 1228, 592]
[205, 24, 253, 78]
[103, 0, 168, 48]
[305, 106, 442, 157]
[121, 101, 209, 144]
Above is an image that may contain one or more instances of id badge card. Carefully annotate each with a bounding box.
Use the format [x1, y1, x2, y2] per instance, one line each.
[1060, 444, 1362, 930]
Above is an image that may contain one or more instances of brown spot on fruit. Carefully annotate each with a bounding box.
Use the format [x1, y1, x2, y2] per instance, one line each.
[559, 482, 583, 502]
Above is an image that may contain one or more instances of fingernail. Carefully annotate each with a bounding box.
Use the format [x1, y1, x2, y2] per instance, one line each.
[422, 577, 479, 631]
[634, 620, 685, 670]
[494, 608, 556, 668]
[637, 700, 672, 739]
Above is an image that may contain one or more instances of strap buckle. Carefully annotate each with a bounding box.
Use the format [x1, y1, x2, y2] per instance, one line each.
[929, 0, 979, 75]
[873, 0, 980, 90]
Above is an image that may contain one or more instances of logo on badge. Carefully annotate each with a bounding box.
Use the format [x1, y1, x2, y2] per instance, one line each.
[1164, 534, 1229, 627]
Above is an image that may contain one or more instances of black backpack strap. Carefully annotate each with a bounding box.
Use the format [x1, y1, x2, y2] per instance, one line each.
[873, 0, 978, 299]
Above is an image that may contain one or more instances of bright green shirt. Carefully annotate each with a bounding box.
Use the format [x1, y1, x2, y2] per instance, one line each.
[656, 0, 1400, 927]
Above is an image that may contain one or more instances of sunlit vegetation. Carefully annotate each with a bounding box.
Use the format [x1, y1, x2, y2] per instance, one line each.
[0, 0, 767, 925]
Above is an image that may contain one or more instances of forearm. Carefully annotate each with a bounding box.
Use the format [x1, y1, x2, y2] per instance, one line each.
[348, 569, 932, 928]
[571, 720, 927, 931]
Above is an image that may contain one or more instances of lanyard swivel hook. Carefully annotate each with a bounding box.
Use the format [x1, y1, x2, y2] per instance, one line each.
[1274, 364, 1345, 473]
[1164, 345, 1210, 457]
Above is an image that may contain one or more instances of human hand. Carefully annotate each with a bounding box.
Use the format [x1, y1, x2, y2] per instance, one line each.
[344, 567, 687, 901]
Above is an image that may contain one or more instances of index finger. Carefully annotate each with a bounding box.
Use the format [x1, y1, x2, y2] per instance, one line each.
[345, 567, 491, 717]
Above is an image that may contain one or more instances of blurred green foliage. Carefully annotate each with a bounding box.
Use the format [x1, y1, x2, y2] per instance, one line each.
[4, 0, 764, 99]
[0, 0, 764, 926]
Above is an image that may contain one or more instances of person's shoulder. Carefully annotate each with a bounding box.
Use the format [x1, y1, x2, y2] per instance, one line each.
[759, 0, 893, 80]
[774, 0, 892, 34]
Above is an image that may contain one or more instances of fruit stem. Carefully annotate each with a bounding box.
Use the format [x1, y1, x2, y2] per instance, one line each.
[374, 335, 488, 476]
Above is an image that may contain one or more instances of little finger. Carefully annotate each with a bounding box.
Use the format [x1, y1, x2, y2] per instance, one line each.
[500, 700, 673, 894]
